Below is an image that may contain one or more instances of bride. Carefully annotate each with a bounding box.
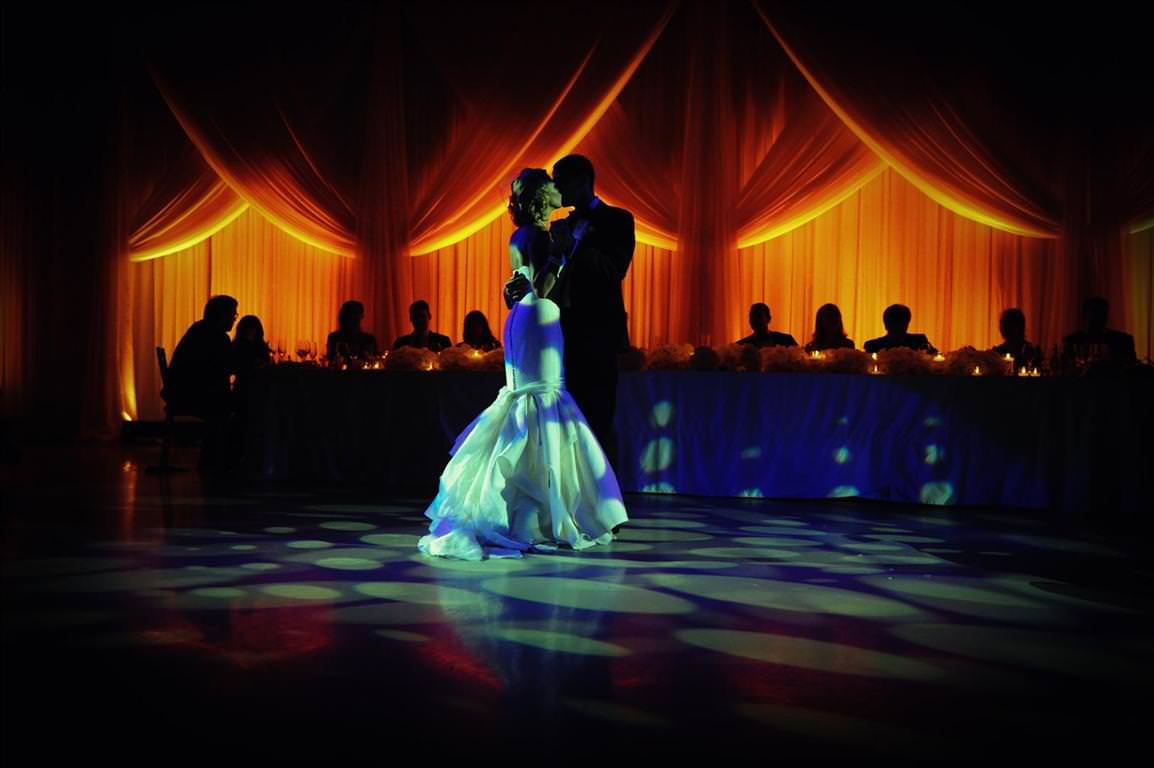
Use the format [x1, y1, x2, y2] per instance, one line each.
[417, 168, 629, 560]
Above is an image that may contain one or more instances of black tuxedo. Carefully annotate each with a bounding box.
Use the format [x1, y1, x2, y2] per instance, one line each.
[546, 200, 635, 472]
[864, 333, 937, 355]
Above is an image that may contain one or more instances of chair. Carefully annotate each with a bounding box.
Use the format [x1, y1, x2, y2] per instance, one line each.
[145, 346, 197, 473]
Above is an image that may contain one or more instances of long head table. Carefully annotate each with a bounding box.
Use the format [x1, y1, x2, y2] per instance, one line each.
[245, 367, 1153, 527]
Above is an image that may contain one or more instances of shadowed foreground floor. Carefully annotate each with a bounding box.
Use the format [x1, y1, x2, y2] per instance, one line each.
[3, 443, 1151, 757]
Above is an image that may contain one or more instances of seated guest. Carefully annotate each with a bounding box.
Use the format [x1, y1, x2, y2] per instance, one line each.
[457, 310, 501, 351]
[229, 315, 270, 466]
[991, 308, 1041, 371]
[393, 300, 452, 352]
[864, 304, 938, 354]
[737, 302, 797, 348]
[231, 315, 271, 381]
[327, 300, 378, 360]
[163, 295, 237, 473]
[805, 303, 855, 352]
[1063, 296, 1137, 366]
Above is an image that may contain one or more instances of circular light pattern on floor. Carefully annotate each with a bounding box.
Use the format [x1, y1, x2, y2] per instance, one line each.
[188, 587, 246, 599]
[837, 542, 908, 553]
[733, 536, 825, 548]
[686, 546, 800, 561]
[615, 529, 713, 543]
[490, 628, 631, 657]
[861, 576, 1061, 622]
[259, 584, 343, 601]
[319, 521, 378, 532]
[646, 574, 925, 619]
[625, 518, 709, 529]
[478, 577, 695, 614]
[283, 547, 410, 566]
[360, 533, 422, 548]
[333, 602, 480, 626]
[738, 526, 830, 537]
[313, 557, 383, 571]
[354, 581, 481, 607]
[286, 540, 335, 550]
[676, 629, 943, 680]
[863, 534, 946, 544]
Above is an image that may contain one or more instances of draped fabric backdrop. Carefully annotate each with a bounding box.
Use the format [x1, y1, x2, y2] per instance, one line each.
[2, 0, 1151, 432]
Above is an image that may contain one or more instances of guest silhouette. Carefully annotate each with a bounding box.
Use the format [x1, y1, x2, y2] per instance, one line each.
[805, 303, 855, 352]
[457, 310, 501, 351]
[737, 303, 797, 348]
[163, 295, 237, 472]
[991, 308, 1041, 371]
[864, 304, 937, 354]
[327, 300, 378, 360]
[1062, 296, 1137, 366]
[231, 315, 271, 380]
[393, 300, 452, 352]
[229, 315, 269, 467]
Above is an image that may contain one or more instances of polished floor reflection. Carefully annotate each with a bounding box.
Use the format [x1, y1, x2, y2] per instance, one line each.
[3, 443, 1151, 757]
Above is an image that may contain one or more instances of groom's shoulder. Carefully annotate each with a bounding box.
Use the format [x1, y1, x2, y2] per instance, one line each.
[597, 201, 634, 227]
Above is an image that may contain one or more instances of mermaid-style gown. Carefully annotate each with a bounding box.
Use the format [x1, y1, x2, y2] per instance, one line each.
[417, 275, 628, 560]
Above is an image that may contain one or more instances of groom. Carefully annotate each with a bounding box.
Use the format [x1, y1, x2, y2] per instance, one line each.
[503, 154, 635, 475]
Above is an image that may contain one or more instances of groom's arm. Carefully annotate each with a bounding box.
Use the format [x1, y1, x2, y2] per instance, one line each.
[603, 208, 635, 282]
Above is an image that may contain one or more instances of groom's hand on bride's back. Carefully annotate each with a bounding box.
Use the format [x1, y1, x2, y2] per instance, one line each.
[503, 272, 531, 309]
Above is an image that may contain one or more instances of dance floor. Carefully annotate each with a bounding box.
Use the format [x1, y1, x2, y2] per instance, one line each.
[3, 442, 1151, 757]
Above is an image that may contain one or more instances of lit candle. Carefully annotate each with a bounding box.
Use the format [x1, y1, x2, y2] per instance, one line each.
[871, 352, 878, 360]
[972, 365, 982, 376]
[933, 353, 945, 362]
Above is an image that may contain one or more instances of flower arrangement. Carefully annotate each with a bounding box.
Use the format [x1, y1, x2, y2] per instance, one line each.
[943, 346, 1010, 377]
[759, 345, 809, 372]
[814, 347, 872, 374]
[476, 348, 505, 371]
[438, 346, 496, 371]
[690, 345, 722, 371]
[875, 347, 935, 376]
[645, 343, 695, 371]
[617, 346, 647, 372]
[717, 342, 762, 372]
[384, 346, 438, 371]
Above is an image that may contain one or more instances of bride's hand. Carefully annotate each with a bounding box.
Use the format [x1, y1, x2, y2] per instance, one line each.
[504, 272, 531, 308]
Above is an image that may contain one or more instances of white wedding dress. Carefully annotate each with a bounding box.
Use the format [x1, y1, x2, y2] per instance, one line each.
[417, 266, 629, 560]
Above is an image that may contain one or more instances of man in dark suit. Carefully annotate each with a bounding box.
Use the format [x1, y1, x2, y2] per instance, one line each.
[393, 300, 452, 352]
[864, 304, 938, 354]
[737, 303, 797, 348]
[1063, 296, 1137, 367]
[504, 154, 634, 474]
[163, 295, 238, 473]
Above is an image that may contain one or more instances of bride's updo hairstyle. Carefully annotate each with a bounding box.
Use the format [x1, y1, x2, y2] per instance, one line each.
[508, 168, 553, 227]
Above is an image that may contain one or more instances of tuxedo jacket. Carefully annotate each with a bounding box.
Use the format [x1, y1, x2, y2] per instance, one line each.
[545, 201, 635, 350]
[863, 333, 936, 354]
